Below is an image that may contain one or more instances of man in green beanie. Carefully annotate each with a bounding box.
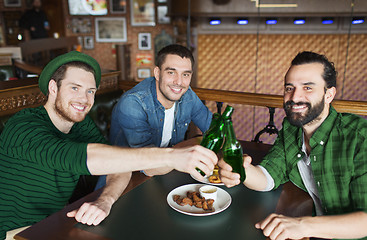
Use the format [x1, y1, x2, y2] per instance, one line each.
[0, 51, 217, 239]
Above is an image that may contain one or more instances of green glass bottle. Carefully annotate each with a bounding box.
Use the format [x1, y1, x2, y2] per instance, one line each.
[196, 112, 224, 176]
[200, 113, 223, 153]
[222, 106, 246, 183]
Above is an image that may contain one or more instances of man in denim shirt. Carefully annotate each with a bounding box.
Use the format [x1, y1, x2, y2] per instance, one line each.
[95, 44, 212, 184]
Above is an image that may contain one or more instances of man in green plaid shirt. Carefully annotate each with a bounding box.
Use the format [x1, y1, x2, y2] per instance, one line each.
[219, 51, 367, 240]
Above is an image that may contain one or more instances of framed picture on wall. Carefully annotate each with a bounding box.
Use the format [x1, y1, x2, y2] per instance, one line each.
[77, 36, 83, 48]
[157, 5, 170, 24]
[71, 18, 92, 33]
[130, 0, 155, 26]
[95, 17, 127, 42]
[138, 33, 151, 50]
[137, 68, 151, 79]
[84, 36, 94, 49]
[4, 0, 21, 7]
[110, 0, 126, 13]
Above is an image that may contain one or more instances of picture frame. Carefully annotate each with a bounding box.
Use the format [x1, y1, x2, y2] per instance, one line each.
[84, 36, 94, 49]
[137, 68, 151, 79]
[136, 53, 153, 66]
[95, 17, 127, 42]
[77, 36, 83, 48]
[71, 18, 92, 33]
[110, 0, 126, 13]
[138, 33, 151, 50]
[4, 0, 21, 7]
[130, 0, 155, 26]
[67, 0, 107, 15]
[157, 5, 170, 24]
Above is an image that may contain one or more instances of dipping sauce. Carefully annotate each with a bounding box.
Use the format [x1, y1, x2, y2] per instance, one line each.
[199, 185, 218, 201]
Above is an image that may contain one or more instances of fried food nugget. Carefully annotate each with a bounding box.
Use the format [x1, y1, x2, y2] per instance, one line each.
[173, 195, 194, 206]
[208, 175, 222, 184]
[173, 195, 182, 205]
[174, 191, 215, 211]
[181, 197, 193, 206]
[206, 199, 215, 210]
[186, 191, 194, 199]
[192, 192, 202, 203]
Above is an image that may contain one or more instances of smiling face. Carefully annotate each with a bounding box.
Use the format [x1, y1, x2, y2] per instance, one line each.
[54, 67, 96, 124]
[283, 63, 335, 128]
[154, 54, 193, 109]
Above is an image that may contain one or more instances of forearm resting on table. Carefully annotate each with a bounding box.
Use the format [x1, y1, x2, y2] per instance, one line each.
[244, 165, 270, 191]
[100, 173, 132, 204]
[300, 211, 367, 239]
[86, 144, 172, 175]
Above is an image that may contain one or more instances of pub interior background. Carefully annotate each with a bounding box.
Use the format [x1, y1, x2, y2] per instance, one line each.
[0, 0, 366, 144]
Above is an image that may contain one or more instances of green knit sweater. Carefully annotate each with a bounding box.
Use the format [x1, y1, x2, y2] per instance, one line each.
[0, 106, 107, 238]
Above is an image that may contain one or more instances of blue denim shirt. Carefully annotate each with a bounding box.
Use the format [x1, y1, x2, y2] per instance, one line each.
[109, 77, 212, 147]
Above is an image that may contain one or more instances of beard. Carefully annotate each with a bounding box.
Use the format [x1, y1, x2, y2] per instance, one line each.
[55, 95, 88, 123]
[284, 97, 325, 127]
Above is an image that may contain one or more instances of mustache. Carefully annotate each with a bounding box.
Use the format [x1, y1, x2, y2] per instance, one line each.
[284, 101, 311, 109]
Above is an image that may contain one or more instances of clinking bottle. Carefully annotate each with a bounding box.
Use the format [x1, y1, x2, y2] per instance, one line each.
[197, 112, 224, 176]
[222, 105, 246, 183]
[200, 112, 224, 153]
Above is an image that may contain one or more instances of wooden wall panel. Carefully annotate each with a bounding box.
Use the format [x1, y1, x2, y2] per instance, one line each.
[197, 34, 367, 143]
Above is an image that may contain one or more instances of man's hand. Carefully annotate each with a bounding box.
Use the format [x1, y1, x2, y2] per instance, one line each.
[218, 154, 253, 188]
[66, 195, 114, 226]
[255, 213, 308, 240]
[169, 145, 218, 180]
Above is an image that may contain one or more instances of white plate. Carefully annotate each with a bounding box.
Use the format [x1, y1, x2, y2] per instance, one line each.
[190, 173, 224, 186]
[167, 184, 231, 216]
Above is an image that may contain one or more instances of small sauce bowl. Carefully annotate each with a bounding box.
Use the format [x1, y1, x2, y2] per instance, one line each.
[199, 185, 218, 202]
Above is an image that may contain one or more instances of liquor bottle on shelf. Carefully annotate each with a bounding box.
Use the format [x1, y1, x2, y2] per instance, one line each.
[222, 105, 246, 183]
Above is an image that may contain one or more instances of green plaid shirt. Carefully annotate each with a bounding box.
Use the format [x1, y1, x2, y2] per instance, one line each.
[261, 106, 367, 216]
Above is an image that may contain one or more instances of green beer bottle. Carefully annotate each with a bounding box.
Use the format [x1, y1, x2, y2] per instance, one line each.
[200, 112, 223, 153]
[196, 112, 224, 176]
[222, 106, 246, 183]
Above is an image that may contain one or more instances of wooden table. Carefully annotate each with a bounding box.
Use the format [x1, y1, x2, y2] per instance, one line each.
[15, 140, 312, 240]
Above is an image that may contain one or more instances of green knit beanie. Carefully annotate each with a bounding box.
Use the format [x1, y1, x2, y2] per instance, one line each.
[38, 51, 101, 95]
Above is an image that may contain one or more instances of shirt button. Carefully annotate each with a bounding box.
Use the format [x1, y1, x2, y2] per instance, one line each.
[185, 123, 188, 126]
[160, 119, 163, 122]
[314, 156, 316, 162]
[173, 129, 176, 132]
[297, 154, 302, 158]
[317, 181, 320, 187]
[320, 141, 324, 145]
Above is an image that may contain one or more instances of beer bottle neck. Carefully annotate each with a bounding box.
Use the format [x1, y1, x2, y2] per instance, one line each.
[224, 118, 237, 141]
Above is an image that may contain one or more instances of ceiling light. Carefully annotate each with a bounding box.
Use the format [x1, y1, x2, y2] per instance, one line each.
[322, 18, 334, 24]
[266, 18, 277, 25]
[352, 17, 365, 24]
[294, 18, 305, 25]
[237, 19, 248, 25]
[210, 19, 221, 25]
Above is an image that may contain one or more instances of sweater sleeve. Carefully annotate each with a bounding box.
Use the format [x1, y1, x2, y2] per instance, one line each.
[0, 111, 104, 175]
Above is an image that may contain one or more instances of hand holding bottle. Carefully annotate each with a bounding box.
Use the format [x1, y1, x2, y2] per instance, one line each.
[218, 154, 252, 188]
[222, 105, 246, 183]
